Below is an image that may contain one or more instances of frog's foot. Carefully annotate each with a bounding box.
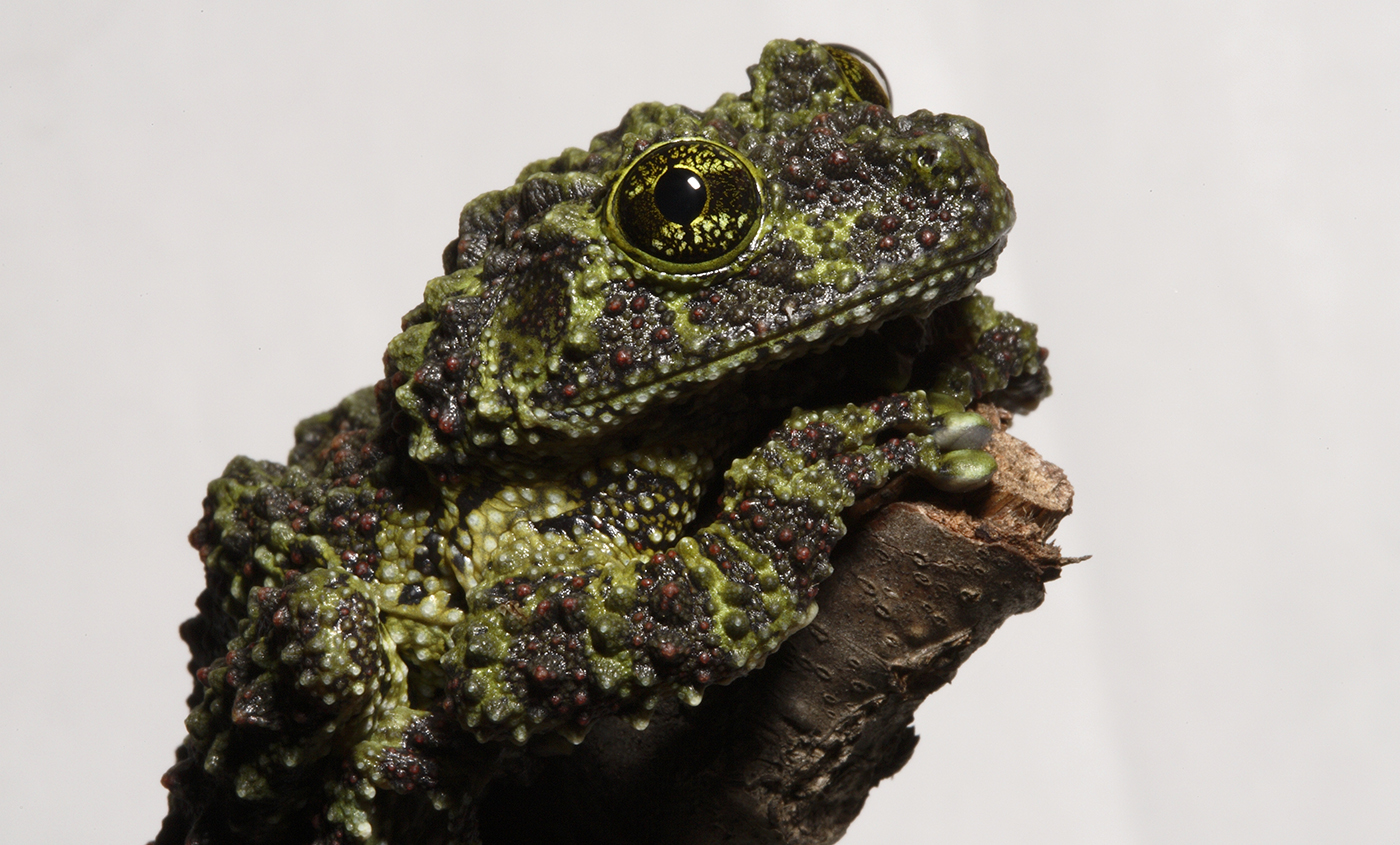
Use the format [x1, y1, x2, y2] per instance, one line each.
[911, 398, 997, 492]
[170, 569, 410, 842]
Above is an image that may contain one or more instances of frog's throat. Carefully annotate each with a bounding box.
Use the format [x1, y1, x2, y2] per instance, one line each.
[569, 237, 1006, 421]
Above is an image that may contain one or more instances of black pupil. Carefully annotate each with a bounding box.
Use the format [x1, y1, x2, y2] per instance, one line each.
[654, 167, 706, 225]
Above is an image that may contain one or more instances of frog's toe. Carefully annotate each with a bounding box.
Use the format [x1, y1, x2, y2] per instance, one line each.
[913, 437, 997, 492]
[930, 409, 994, 451]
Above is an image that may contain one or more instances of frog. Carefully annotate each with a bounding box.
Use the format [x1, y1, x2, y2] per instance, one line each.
[155, 38, 1049, 845]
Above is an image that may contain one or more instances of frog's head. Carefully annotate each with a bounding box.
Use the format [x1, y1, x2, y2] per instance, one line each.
[381, 39, 1014, 468]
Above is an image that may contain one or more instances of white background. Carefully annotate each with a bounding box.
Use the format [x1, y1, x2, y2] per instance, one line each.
[2, 2, 1397, 843]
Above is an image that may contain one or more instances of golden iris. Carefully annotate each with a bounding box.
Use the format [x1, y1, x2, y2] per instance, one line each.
[825, 44, 892, 109]
[605, 138, 764, 274]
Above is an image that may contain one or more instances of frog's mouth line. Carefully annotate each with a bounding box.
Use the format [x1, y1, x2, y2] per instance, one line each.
[577, 237, 1006, 417]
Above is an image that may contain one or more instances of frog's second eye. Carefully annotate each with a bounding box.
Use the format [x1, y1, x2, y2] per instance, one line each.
[824, 43, 892, 109]
[605, 138, 764, 275]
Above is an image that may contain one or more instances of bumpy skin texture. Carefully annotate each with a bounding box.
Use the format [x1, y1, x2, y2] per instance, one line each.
[157, 39, 1049, 845]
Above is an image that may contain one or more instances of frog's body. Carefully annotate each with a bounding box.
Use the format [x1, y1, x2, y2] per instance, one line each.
[158, 40, 1048, 844]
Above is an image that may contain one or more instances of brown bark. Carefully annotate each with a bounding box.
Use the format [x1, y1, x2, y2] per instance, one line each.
[475, 411, 1076, 844]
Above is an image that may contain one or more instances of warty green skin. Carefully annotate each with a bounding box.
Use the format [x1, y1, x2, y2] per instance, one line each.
[158, 39, 1049, 845]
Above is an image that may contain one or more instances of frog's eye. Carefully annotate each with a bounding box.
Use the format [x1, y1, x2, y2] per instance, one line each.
[824, 43, 892, 109]
[605, 138, 764, 275]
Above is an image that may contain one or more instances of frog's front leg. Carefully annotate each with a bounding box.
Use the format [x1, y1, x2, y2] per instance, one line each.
[442, 392, 994, 742]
